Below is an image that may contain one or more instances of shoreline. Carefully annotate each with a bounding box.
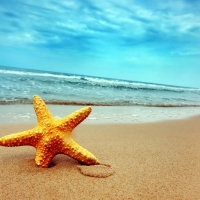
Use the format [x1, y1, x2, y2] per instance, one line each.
[1, 105, 200, 124]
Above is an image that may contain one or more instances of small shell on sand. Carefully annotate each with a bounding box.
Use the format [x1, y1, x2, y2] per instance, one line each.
[77, 163, 114, 178]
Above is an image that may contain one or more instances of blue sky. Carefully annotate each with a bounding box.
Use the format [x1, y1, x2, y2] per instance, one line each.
[0, 0, 200, 87]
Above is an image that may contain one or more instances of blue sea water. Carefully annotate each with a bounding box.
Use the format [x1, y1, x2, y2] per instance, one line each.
[0, 66, 200, 107]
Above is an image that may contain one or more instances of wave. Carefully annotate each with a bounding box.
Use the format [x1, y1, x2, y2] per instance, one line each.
[1, 67, 200, 93]
[0, 68, 82, 80]
[83, 77, 200, 93]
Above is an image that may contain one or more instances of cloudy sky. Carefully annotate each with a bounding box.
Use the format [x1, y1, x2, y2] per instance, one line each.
[0, 0, 200, 87]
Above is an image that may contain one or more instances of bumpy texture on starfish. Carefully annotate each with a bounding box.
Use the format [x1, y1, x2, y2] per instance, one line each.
[0, 95, 99, 167]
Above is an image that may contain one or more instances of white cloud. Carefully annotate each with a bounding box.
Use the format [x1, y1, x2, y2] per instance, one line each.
[0, 0, 200, 55]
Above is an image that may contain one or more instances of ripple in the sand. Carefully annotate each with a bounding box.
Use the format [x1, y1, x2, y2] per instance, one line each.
[77, 163, 114, 178]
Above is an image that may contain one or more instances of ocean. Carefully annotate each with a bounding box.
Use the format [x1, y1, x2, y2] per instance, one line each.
[0, 66, 200, 107]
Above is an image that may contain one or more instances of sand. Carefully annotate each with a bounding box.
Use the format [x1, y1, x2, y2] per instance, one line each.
[0, 106, 200, 199]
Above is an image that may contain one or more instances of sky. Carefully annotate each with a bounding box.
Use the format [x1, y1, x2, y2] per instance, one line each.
[0, 0, 200, 87]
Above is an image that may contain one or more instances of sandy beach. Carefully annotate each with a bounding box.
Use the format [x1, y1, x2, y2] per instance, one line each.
[0, 106, 200, 200]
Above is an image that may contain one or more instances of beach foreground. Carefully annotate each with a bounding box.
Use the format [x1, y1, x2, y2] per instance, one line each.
[0, 107, 200, 199]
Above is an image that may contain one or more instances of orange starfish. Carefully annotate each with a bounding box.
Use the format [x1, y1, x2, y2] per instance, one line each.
[0, 95, 99, 167]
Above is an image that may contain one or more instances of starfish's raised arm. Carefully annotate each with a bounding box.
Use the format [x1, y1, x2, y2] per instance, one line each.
[33, 95, 53, 123]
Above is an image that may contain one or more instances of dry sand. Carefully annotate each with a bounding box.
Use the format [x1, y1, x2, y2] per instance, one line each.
[0, 107, 200, 199]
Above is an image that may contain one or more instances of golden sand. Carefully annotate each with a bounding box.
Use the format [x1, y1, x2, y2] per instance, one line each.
[0, 109, 200, 199]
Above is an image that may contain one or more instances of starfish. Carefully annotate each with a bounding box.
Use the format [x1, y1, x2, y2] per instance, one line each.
[0, 95, 99, 168]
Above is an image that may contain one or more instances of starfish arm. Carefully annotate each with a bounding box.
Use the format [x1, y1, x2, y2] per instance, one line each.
[33, 95, 53, 123]
[0, 128, 41, 147]
[34, 136, 61, 167]
[58, 106, 92, 132]
[35, 145, 56, 168]
[61, 138, 99, 165]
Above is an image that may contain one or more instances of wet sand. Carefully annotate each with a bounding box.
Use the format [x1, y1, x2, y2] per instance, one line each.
[0, 106, 200, 199]
[1, 105, 200, 124]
